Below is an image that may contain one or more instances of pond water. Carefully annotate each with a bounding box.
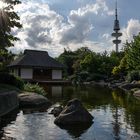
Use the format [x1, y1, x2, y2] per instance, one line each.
[1, 85, 140, 140]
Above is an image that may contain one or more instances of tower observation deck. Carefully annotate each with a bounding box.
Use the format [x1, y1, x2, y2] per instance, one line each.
[112, 1, 122, 52]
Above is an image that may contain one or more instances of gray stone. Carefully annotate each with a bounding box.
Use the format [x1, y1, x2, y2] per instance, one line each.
[18, 92, 51, 108]
[0, 91, 18, 117]
[50, 106, 63, 117]
[54, 98, 93, 125]
[134, 90, 140, 98]
[119, 83, 140, 91]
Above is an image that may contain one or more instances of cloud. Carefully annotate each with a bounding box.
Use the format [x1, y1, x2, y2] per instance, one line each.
[121, 19, 140, 43]
[10, 0, 114, 56]
[59, 0, 114, 45]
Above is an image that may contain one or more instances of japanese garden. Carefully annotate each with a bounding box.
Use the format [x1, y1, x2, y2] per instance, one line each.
[0, 0, 140, 140]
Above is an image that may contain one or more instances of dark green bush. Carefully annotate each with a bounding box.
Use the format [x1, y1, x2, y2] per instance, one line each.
[87, 73, 105, 81]
[0, 72, 24, 89]
[126, 70, 140, 82]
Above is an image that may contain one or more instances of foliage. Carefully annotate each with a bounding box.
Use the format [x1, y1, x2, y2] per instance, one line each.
[24, 83, 46, 95]
[56, 49, 76, 76]
[87, 73, 106, 82]
[112, 33, 140, 80]
[57, 47, 124, 82]
[0, 0, 22, 50]
[57, 47, 91, 77]
[126, 70, 140, 82]
[80, 51, 123, 79]
[0, 72, 24, 89]
[0, 50, 15, 71]
[112, 56, 127, 79]
[0, 0, 22, 71]
[124, 34, 140, 71]
[70, 71, 89, 84]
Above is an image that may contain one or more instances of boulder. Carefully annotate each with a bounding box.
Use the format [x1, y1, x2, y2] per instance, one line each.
[134, 90, 140, 98]
[119, 83, 140, 91]
[50, 106, 63, 117]
[18, 92, 52, 109]
[54, 98, 93, 125]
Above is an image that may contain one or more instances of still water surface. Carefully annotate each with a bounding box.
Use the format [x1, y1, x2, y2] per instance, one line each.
[1, 85, 140, 140]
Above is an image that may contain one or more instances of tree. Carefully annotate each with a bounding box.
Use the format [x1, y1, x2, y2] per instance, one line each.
[124, 34, 140, 70]
[72, 47, 92, 73]
[0, 0, 22, 50]
[0, 50, 14, 71]
[57, 48, 77, 76]
[0, 0, 22, 71]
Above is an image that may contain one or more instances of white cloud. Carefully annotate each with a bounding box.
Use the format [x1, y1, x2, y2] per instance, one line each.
[10, 0, 114, 56]
[122, 19, 140, 43]
[59, 0, 114, 45]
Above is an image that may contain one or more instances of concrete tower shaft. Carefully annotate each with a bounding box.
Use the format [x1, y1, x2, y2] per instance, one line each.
[112, 0, 122, 52]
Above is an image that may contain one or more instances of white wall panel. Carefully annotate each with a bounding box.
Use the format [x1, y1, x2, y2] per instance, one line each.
[52, 70, 62, 80]
[21, 68, 33, 79]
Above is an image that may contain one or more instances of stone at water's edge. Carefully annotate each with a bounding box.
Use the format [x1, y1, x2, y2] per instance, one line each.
[50, 106, 63, 117]
[134, 90, 140, 98]
[119, 83, 140, 91]
[0, 91, 19, 117]
[54, 98, 93, 125]
[18, 92, 52, 108]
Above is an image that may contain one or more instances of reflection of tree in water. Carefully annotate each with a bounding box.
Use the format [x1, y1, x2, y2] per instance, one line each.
[43, 85, 114, 108]
[112, 89, 140, 135]
[112, 105, 121, 140]
[62, 85, 113, 108]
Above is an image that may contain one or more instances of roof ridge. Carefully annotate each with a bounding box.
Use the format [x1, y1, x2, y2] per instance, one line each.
[24, 49, 48, 54]
[9, 49, 64, 68]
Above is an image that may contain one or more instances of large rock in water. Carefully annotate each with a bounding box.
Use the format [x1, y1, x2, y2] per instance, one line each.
[54, 98, 93, 125]
[18, 92, 52, 108]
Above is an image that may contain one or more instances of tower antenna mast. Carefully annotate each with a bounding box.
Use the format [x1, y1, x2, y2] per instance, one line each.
[112, 0, 122, 52]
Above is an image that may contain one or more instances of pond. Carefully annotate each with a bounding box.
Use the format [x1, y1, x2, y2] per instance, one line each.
[0, 85, 140, 140]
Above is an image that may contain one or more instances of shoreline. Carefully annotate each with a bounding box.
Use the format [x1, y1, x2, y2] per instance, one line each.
[83, 80, 140, 100]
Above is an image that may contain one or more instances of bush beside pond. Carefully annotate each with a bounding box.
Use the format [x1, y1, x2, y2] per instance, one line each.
[24, 83, 46, 96]
[0, 72, 46, 96]
[0, 72, 24, 90]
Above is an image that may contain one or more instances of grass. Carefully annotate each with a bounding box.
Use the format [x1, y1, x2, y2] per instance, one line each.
[23, 83, 46, 95]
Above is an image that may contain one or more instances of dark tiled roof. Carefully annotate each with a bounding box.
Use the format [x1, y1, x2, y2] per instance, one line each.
[9, 49, 64, 69]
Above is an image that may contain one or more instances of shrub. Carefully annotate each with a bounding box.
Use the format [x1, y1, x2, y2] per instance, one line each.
[0, 72, 24, 89]
[24, 83, 46, 95]
[87, 73, 105, 81]
[126, 70, 140, 82]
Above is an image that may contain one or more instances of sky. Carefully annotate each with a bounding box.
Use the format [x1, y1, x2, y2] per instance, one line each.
[9, 0, 140, 57]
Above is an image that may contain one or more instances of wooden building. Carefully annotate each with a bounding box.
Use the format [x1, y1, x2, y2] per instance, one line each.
[8, 50, 64, 81]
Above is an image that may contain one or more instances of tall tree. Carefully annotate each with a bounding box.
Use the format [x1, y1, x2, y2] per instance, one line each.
[0, 0, 22, 71]
[124, 34, 140, 70]
[0, 0, 22, 51]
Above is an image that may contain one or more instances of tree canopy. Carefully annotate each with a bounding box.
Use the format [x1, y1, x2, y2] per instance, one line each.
[125, 34, 140, 70]
[0, 0, 22, 50]
[57, 47, 123, 81]
[0, 0, 22, 71]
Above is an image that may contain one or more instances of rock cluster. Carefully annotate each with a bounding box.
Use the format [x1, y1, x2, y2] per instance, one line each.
[54, 98, 93, 125]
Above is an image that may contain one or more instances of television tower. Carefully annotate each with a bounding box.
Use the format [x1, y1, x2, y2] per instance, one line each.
[112, 1, 122, 52]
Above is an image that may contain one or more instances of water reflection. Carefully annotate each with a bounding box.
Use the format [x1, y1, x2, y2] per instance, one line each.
[112, 89, 140, 135]
[1, 85, 140, 140]
[0, 109, 19, 139]
[58, 122, 93, 138]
